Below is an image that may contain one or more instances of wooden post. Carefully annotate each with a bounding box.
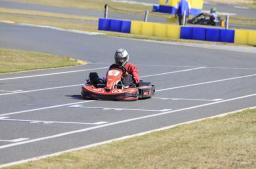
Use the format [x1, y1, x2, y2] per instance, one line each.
[104, 4, 109, 18]
[144, 10, 149, 22]
[182, 10, 186, 26]
[225, 15, 229, 29]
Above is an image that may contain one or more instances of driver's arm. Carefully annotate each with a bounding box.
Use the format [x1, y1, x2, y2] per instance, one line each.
[126, 64, 140, 84]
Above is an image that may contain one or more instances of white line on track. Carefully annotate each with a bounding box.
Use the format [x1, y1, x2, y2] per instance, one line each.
[0, 100, 94, 117]
[0, 90, 23, 93]
[0, 67, 203, 96]
[142, 67, 205, 78]
[0, 21, 104, 36]
[0, 84, 83, 96]
[156, 73, 256, 92]
[0, 138, 29, 143]
[234, 6, 249, 9]
[0, 107, 253, 168]
[111, 0, 153, 6]
[122, 36, 256, 54]
[1, 72, 256, 117]
[0, 117, 107, 125]
[89, 63, 256, 70]
[1, 106, 255, 168]
[153, 97, 223, 102]
[0, 92, 256, 150]
[69, 105, 171, 112]
[20, 24, 103, 35]
[0, 66, 108, 81]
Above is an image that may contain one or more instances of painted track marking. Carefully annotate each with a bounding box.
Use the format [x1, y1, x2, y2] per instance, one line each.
[2, 106, 255, 169]
[1, 71, 256, 117]
[234, 6, 249, 9]
[0, 100, 94, 117]
[0, 67, 203, 96]
[0, 66, 108, 81]
[0, 138, 29, 143]
[69, 105, 172, 112]
[153, 97, 223, 102]
[0, 117, 107, 125]
[142, 67, 205, 78]
[156, 73, 256, 92]
[0, 92, 256, 150]
[1, 106, 255, 168]
[0, 84, 83, 96]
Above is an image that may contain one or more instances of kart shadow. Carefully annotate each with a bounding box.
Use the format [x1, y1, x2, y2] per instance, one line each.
[66, 95, 84, 100]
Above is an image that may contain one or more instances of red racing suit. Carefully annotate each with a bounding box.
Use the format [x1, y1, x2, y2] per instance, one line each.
[124, 63, 140, 84]
[109, 63, 140, 84]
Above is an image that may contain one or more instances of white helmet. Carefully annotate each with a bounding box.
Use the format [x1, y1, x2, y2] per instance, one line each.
[114, 48, 129, 66]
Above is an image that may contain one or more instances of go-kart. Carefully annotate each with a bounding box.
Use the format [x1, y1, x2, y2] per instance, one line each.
[81, 65, 155, 101]
[187, 13, 224, 27]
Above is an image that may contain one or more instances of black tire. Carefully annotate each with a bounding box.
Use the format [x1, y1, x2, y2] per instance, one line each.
[151, 85, 155, 96]
[81, 90, 90, 99]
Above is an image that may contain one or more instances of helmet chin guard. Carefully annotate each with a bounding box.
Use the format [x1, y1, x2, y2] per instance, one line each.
[114, 48, 129, 66]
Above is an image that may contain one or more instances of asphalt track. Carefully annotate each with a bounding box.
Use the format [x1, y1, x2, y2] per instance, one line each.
[1, 23, 256, 166]
[1, 0, 256, 29]
[0, 0, 165, 22]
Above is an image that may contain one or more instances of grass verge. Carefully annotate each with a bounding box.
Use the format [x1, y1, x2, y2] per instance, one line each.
[7, 0, 150, 11]
[0, 8, 98, 32]
[1, 7, 255, 46]
[0, 48, 86, 73]
[230, 16, 256, 27]
[206, 0, 256, 8]
[3, 108, 256, 169]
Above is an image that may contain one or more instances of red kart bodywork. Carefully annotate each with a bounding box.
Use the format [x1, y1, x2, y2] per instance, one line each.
[81, 68, 155, 101]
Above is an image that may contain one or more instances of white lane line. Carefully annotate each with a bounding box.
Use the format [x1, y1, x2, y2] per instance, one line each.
[93, 63, 256, 70]
[156, 73, 256, 92]
[0, 117, 107, 125]
[1, 21, 104, 36]
[0, 66, 108, 81]
[0, 100, 94, 117]
[153, 97, 223, 102]
[0, 92, 256, 150]
[69, 105, 172, 112]
[1, 72, 256, 117]
[234, 6, 249, 9]
[127, 36, 256, 54]
[0, 84, 82, 96]
[0, 67, 203, 96]
[111, 0, 153, 6]
[1, 106, 254, 169]
[0, 90, 23, 93]
[205, 66, 256, 70]
[0, 138, 29, 143]
[142, 67, 205, 78]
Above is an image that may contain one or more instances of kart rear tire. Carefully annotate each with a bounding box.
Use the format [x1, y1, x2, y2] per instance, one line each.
[81, 90, 91, 99]
[139, 85, 155, 99]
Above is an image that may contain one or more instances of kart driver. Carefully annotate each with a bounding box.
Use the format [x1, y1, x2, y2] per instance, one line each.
[209, 8, 219, 25]
[109, 48, 140, 87]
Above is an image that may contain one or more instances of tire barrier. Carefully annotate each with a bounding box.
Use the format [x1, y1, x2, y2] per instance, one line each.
[180, 26, 235, 43]
[98, 18, 131, 33]
[235, 29, 256, 46]
[131, 21, 180, 39]
[98, 18, 256, 45]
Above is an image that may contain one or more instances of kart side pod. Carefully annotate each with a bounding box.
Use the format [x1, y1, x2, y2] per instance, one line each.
[138, 85, 155, 99]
